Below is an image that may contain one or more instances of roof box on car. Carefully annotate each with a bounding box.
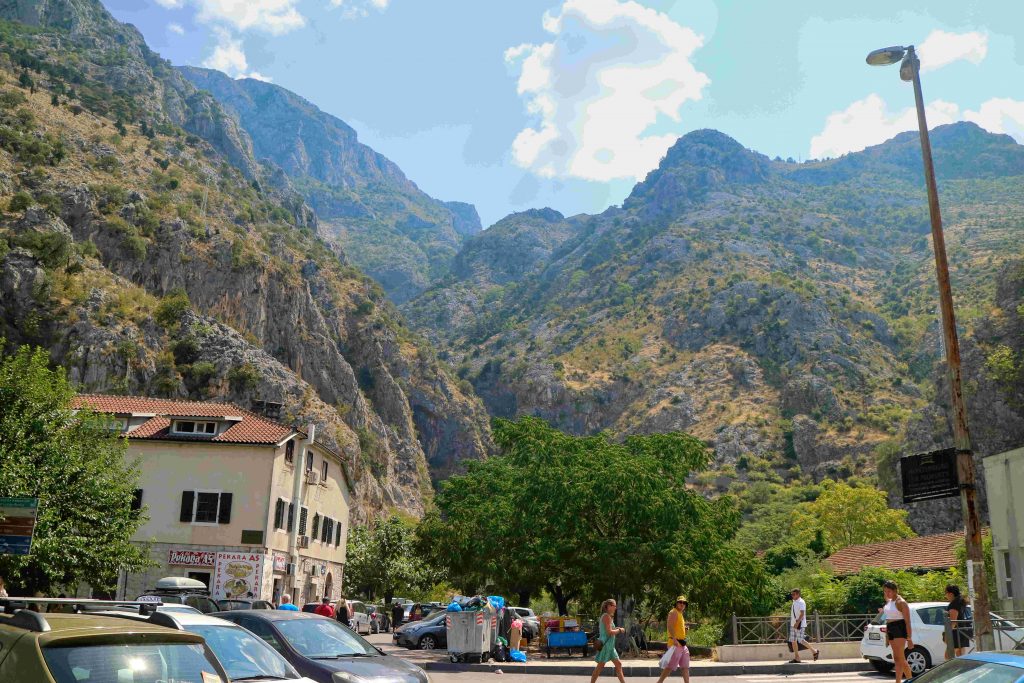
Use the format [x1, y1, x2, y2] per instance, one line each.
[154, 577, 208, 591]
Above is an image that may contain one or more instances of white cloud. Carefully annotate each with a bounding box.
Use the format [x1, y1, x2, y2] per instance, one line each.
[202, 30, 271, 81]
[154, 0, 185, 8]
[809, 93, 1024, 159]
[168, 22, 185, 35]
[505, 0, 709, 182]
[918, 29, 988, 73]
[329, 0, 391, 19]
[964, 98, 1024, 141]
[162, 0, 303, 34]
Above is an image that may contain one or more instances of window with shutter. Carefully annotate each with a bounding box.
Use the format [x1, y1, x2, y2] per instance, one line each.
[131, 489, 143, 512]
[285, 439, 295, 465]
[335, 521, 342, 546]
[180, 491, 195, 523]
[217, 492, 233, 524]
[287, 503, 295, 532]
[321, 461, 328, 480]
[312, 514, 320, 539]
[322, 518, 331, 543]
[305, 451, 314, 472]
[299, 507, 308, 535]
[274, 499, 285, 530]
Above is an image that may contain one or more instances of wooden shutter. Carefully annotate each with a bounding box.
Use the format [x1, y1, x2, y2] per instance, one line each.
[312, 514, 320, 539]
[299, 507, 308, 535]
[180, 491, 195, 522]
[287, 503, 295, 532]
[218, 492, 233, 524]
[273, 499, 284, 529]
[335, 521, 342, 546]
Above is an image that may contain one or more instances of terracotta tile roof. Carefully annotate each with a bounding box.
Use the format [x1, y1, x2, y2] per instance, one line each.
[73, 395, 294, 445]
[826, 530, 987, 575]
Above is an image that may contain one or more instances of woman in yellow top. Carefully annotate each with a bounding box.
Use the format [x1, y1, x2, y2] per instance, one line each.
[656, 596, 690, 683]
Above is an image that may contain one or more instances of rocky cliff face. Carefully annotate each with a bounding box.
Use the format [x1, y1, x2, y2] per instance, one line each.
[0, 1, 491, 519]
[406, 124, 1024, 510]
[179, 67, 477, 302]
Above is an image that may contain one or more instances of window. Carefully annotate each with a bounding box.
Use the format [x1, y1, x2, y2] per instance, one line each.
[321, 517, 331, 543]
[180, 490, 233, 524]
[274, 499, 285, 530]
[285, 439, 295, 465]
[298, 506, 308, 535]
[173, 420, 217, 435]
[312, 514, 320, 539]
[1004, 552, 1014, 599]
[305, 451, 314, 472]
[104, 417, 127, 432]
[321, 460, 328, 481]
[335, 521, 342, 546]
[287, 502, 295, 532]
[917, 606, 946, 626]
[42, 642, 223, 683]
[130, 489, 143, 512]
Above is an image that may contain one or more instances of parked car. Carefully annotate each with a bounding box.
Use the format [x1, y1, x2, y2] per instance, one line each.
[217, 598, 274, 611]
[510, 606, 540, 643]
[137, 576, 220, 613]
[348, 600, 373, 634]
[300, 603, 319, 613]
[0, 598, 231, 682]
[394, 611, 448, 650]
[367, 604, 391, 633]
[861, 601, 1024, 674]
[905, 652, 1024, 683]
[213, 610, 430, 682]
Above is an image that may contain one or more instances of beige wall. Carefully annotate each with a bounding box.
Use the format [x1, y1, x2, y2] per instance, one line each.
[984, 447, 1024, 612]
[132, 441, 277, 546]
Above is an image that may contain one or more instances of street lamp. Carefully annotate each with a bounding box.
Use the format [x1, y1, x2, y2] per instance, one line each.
[866, 44, 994, 651]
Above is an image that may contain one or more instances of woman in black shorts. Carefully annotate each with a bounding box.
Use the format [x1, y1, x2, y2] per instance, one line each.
[882, 580, 913, 683]
[946, 584, 970, 657]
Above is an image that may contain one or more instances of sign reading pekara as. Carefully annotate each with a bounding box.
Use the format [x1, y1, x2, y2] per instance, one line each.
[901, 447, 960, 503]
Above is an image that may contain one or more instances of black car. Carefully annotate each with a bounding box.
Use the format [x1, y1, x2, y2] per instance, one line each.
[213, 610, 429, 683]
[136, 577, 220, 614]
[217, 599, 274, 611]
[394, 611, 447, 650]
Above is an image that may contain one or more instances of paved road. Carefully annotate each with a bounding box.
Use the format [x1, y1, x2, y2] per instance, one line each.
[427, 672, 893, 682]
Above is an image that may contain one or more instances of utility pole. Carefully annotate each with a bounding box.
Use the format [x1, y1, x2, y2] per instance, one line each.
[904, 45, 993, 651]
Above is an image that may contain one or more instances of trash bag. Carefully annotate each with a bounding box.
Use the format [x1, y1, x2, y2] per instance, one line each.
[509, 649, 527, 663]
[488, 595, 505, 609]
[494, 641, 508, 662]
[446, 601, 463, 612]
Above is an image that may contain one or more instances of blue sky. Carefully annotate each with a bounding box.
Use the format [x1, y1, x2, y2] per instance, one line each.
[104, 0, 1024, 227]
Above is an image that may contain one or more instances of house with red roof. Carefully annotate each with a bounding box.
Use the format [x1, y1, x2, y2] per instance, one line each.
[826, 530, 983, 576]
[73, 394, 353, 608]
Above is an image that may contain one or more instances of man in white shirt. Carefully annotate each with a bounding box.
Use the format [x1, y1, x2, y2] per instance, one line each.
[789, 588, 819, 663]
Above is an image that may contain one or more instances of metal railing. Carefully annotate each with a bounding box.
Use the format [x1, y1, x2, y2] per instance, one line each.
[946, 611, 1024, 655]
[731, 613, 874, 645]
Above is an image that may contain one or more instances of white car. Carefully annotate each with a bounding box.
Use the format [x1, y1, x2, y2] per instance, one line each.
[860, 601, 1024, 675]
[348, 600, 373, 635]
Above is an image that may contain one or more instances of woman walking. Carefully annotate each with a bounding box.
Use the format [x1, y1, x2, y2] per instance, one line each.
[882, 580, 914, 683]
[945, 584, 969, 658]
[590, 598, 626, 683]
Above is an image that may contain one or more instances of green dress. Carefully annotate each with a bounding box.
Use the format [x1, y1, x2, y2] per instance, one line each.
[595, 617, 619, 663]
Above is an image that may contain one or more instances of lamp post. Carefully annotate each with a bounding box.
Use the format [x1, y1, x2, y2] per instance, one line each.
[866, 44, 993, 651]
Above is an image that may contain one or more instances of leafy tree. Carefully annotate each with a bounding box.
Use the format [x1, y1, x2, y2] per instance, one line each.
[154, 288, 191, 328]
[421, 417, 778, 618]
[791, 480, 914, 553]
[0, 345, 151, 594]
[344, 515, 433, 603]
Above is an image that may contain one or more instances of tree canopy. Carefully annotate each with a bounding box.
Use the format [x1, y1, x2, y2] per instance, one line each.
[791, 480, 914, 553]
[344, 514, 433, 603]
[0, 345, 151, 594]
[419, 416, 777, 617]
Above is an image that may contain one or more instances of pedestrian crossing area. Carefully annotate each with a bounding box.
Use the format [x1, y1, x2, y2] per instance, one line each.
[737, 673, 891, 683]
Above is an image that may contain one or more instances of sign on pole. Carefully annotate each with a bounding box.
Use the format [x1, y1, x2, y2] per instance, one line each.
[0, 497, 39, 555]
[901, 448, 960, 503]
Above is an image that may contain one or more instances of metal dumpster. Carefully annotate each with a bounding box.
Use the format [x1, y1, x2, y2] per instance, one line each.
[446, 609, 498, 663]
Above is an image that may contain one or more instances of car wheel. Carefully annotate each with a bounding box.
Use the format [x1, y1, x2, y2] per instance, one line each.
[870, 660, 895, 674]
[420, 635, 438, 650]
[906, 647, 930, 675]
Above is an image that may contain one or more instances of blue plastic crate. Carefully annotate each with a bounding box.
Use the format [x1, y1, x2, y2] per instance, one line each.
[546, 630, 588, 648]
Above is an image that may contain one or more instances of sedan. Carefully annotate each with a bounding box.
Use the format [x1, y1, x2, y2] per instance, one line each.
[901, 652, 1024, 683]
[214, 610, 430, 683]
[394, 611, 448, 651]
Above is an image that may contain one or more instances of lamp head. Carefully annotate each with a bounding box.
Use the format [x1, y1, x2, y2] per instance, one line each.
[866, 46, 907, 66]
[899, 51, 919, 82]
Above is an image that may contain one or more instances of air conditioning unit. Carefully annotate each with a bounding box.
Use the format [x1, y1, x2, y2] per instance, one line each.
[297, 536, 310, 549]
[305, 470, 320, 486]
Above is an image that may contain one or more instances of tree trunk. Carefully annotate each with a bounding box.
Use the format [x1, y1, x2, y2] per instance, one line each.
[516, 589, 531, 607]
[549, 583, 572, 616]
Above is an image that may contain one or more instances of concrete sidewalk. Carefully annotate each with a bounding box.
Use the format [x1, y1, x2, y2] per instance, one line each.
[423, 657, 873, 677]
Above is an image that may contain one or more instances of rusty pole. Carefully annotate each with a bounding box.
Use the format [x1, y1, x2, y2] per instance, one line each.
[906, 45, 994, 650]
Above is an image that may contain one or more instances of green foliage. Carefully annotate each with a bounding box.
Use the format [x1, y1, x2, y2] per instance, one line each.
[345, 515, 435, 601]
[188, 361, 217, 385]
[154, 288, 191, 328]
[0, 345, 151, 594]
[227, 362, 260, 392]
[955, 534, 999, 608]
[985, 345, 1020, 385]
[420, 417, 777, 618]
[7, 190, 32, 213]
[791, 480, 914, 553]
[11, 228, 71, 269]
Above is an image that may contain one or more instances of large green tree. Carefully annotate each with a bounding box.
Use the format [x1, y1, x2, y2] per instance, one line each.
[420, 416, 777, 618]
[344, 514, 432, 603]
[0, 345, 151, 594]
[791, 480, 914, 553]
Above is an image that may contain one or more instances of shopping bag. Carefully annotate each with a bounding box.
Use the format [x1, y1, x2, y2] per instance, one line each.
[659, 646, 677, 668]
[510, 649, 527, 663]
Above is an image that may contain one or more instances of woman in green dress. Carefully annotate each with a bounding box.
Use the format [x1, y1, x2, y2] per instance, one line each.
[590, 598, 626, 683]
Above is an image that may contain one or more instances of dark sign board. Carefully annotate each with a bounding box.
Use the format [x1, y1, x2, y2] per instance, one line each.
[902, 448, 960, 504]
[0, 497, 39, 555]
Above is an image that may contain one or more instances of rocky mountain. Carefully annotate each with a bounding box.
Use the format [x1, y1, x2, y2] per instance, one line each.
[178, 67, 480, 303]
[405, 124, 1024, 531]
[0, 0, 491, 520]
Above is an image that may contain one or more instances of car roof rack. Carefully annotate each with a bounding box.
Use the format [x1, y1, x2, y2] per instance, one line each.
[0, 598, 164, 633]
[91, 609, 183, 631]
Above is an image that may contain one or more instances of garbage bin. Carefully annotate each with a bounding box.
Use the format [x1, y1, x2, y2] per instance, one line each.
[446, 609, 498, 663]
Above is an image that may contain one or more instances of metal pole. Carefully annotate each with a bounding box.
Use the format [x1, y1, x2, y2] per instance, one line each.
[906, 45, 994, 651]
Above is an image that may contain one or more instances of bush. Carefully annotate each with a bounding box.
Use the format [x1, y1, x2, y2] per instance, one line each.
[171, 336, 200, 365]
[189, 361, 217, 385]
[154, 288, 191, 328]
[227, 363, 260, 392]
[7, 191, 32, 213]
[12, 229, 71, 269]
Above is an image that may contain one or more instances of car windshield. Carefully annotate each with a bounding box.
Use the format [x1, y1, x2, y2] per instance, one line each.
[218, 601, 251, 611]
[160, 605, 203, 614]
[188, 624, 296, 681]
[416, 613, 446, 626]
[43, 642, 226, 683]
[514, 609, 532, 617]
[911, 658, 1024, 683]
[276, 618, 379, 658]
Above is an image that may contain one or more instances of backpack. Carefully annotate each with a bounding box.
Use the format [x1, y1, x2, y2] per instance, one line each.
[959, 602, 974, 638]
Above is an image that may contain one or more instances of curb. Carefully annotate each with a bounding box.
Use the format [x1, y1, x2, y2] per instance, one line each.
[423, 660, 874, 677]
